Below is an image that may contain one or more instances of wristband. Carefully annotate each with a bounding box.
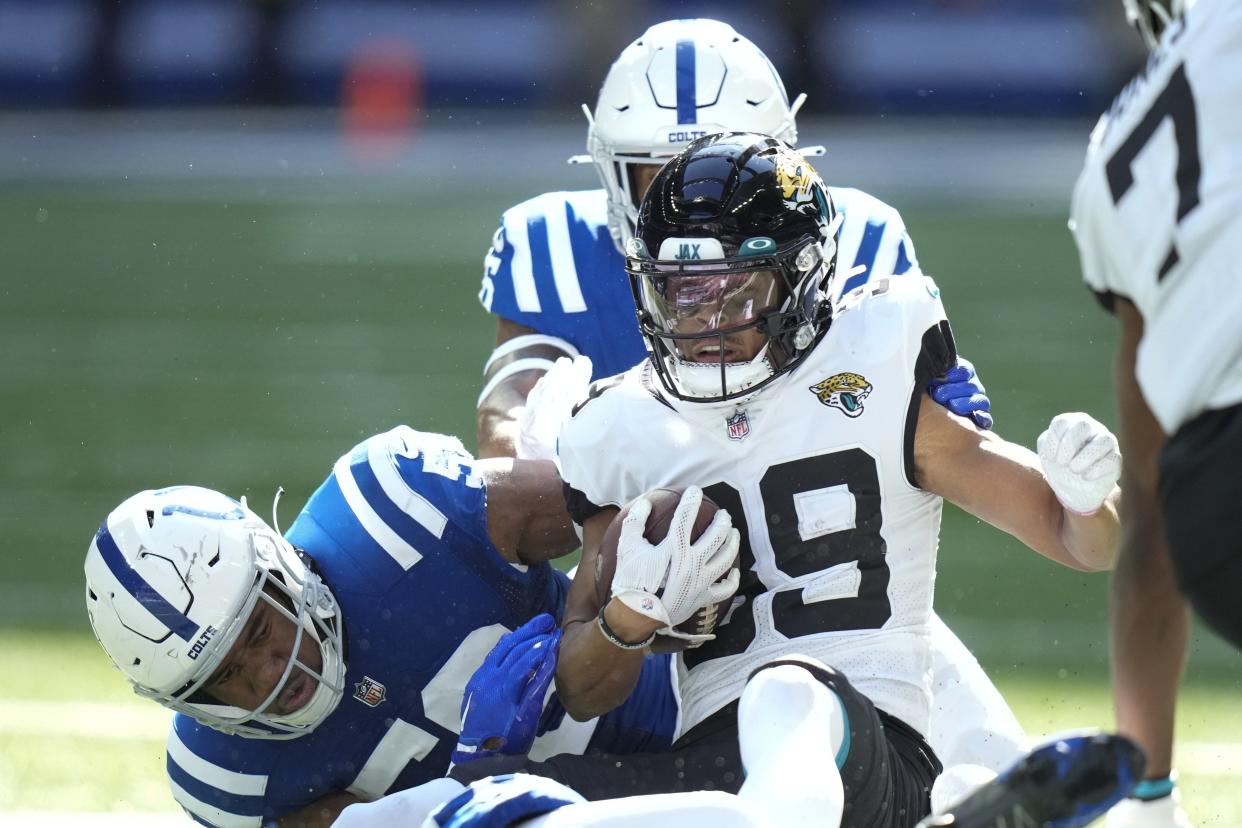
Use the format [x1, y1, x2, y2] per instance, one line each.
[596, 607, 655, 650]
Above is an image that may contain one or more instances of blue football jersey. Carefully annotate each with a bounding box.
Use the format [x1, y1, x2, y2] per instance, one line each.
[165, 427, 675, 826]
[477, 187, 920, 380]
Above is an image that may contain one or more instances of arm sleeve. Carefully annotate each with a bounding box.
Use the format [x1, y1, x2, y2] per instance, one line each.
[166, 719, 266, 828]
[382, 427, 493, 550]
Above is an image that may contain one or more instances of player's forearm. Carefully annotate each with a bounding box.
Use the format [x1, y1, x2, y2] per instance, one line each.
[476, 405, 520, 459]
[477, 319, 568, 459]
[1055, 488, 1122, 572]
[476, 357, 541, 460]
[556, 606, 652, 720]
[1109, 491, 1189, 777]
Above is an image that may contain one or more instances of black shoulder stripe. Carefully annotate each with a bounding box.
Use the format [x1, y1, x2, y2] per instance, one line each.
[1090, 283, 1136, 315]
[905, 320, 958, 488]
[569, 374, 626, 419]
[640, 363, 676, 411]
[914, 319, 957, 388]
[563, 482, 605, 528]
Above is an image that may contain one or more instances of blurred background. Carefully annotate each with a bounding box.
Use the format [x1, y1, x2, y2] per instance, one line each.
[1, 0, 1237, 824]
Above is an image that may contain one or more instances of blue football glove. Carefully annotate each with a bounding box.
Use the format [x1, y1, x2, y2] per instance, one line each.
[928, 355, 993, 430]
[452, 614, 561, 766]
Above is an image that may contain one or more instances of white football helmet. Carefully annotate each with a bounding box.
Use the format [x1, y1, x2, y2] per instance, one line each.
[84, 486, 347, 740]
[576, 19, 813, 252]
[1121, 0, 1190, 50]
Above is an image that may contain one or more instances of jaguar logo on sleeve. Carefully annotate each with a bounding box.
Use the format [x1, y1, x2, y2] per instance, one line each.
[809, 372, 873, 418]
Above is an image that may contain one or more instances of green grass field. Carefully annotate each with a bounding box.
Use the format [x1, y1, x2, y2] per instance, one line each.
[2, 183, 1237, 821]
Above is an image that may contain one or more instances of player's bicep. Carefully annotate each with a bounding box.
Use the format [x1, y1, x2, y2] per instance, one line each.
[914, 394, 1065, 556]
[477, 458, 580, 565]
[562, 508, 618, 628]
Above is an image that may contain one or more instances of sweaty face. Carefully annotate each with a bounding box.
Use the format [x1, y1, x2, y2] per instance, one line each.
[205, 587, 323, 716]
[648, 269, 783, 363]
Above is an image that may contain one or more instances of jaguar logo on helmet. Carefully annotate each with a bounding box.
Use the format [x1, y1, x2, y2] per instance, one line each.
[776, 155, 822, 207]
[810, 373, 873, 418]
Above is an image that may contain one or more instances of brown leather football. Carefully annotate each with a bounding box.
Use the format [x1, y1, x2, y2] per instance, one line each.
[594, 487, 738, 652]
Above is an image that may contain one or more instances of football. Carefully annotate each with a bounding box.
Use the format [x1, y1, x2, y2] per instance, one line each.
[594, 487, 739, 652]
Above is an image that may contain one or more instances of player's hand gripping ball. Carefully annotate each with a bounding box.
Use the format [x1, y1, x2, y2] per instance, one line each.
[595, 486, 741, 652]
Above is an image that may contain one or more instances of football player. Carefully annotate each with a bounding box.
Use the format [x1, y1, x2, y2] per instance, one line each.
[83, 427, 677, 827]
[334, 655, 860, 828]
[1068, 0, 1241, 824]
[476, 18, 987, 460]
[474, 16, 1027, 782]
[452, 134, 1125, 827]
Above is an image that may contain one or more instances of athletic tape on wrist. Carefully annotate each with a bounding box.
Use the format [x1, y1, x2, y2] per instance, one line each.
[477, 358, 557, 406]
[483, 335, 578, 373]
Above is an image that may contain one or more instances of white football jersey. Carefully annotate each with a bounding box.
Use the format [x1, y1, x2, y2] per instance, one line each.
[558, 275, 955, 736]
[1069, 0, 1242, 434]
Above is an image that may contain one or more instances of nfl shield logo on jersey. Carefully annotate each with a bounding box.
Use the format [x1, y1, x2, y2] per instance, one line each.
[726, 410, 751, 441]
[353, 676, 387, 707]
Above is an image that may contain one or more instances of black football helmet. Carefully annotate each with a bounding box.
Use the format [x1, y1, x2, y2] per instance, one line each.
[626, 132, 840, 403]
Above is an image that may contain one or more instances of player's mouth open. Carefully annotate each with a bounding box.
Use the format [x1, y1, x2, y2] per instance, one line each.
[691, 342, 743, 363]
[281, 672, 316, 712]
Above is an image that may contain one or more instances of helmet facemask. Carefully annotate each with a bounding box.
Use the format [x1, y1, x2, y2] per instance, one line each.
[1121, 0, 1186, 50]
[581, 134, 673, 253]
[85, 488, 347, 741]
[628, 230, 838, 403]
[158, 527, 348, 740]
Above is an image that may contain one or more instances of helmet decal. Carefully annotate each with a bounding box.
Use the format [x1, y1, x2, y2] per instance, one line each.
[675, 39, 697, 124]
[94, 524, 198, 643]
[739, 237, 777, 256]
[776, 155, 821, 206]
[160, 502, 244, 521]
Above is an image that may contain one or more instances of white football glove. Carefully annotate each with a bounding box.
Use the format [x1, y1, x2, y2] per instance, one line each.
[514, 355, 593, 461]
[1105, 789, 1194, 828]
[1037, 412, 1121, 515]
[611, 486, 741, 630]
